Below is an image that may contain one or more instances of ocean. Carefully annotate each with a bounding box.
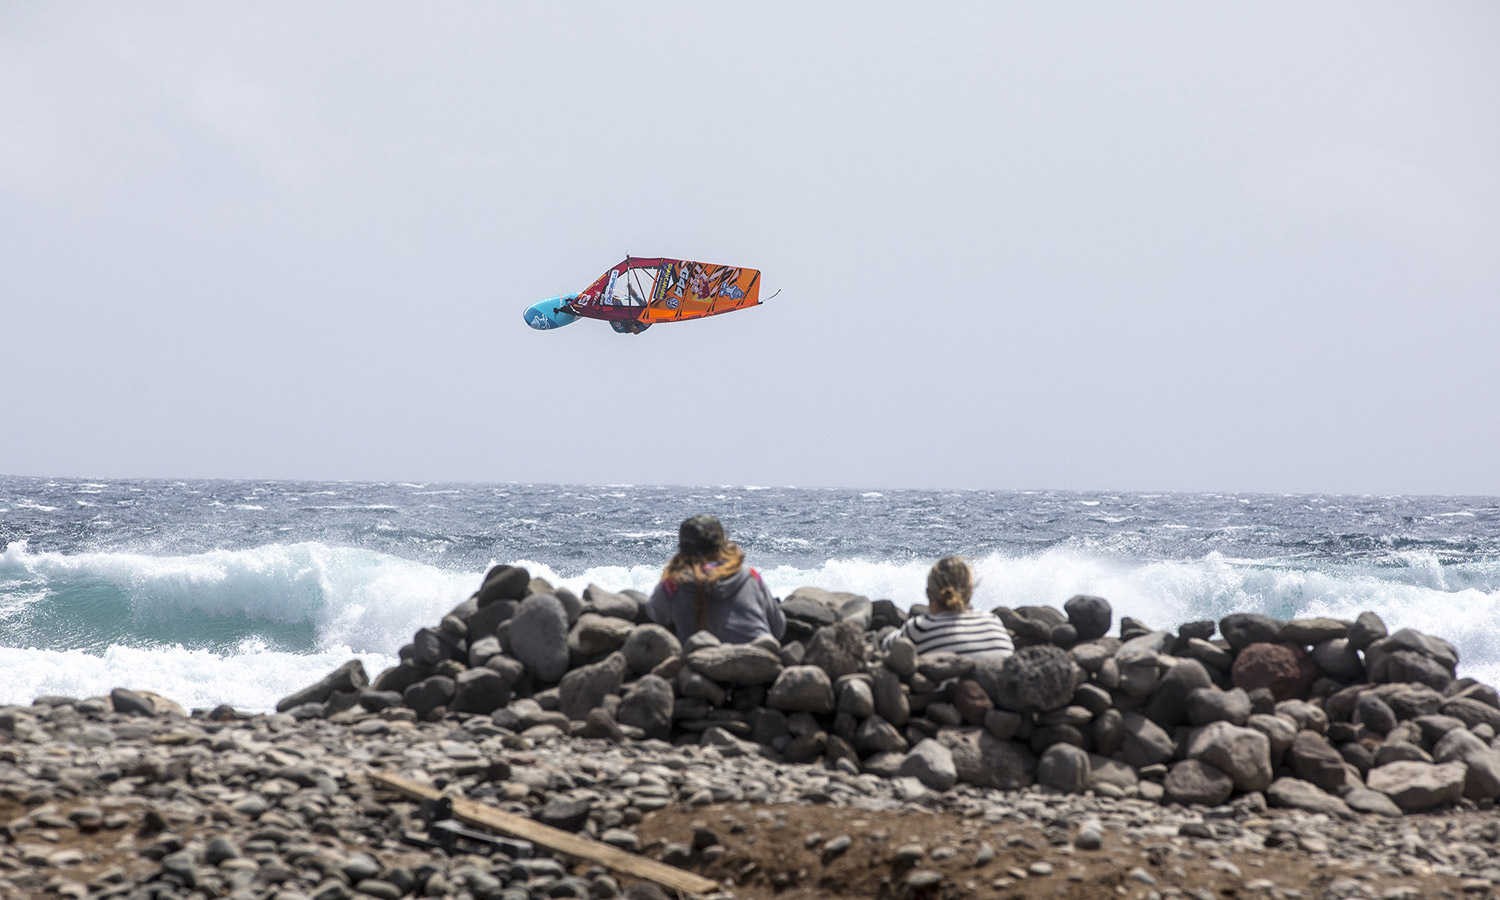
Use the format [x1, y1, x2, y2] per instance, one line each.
[2, 476, 1498, 712]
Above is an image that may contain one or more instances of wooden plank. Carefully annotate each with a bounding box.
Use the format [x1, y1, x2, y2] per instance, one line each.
[369, 772, 720, 896]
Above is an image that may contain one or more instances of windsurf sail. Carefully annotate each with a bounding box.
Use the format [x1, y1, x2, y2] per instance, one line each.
[563, 257, 762, 325]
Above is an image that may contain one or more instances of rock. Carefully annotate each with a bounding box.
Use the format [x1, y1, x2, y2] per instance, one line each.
[677, 666, 727, 706]
[885, 637, 918, 677]
[1035, 743, 1090, 794]
[1348, 611, 1388, 650]
[1121, 712, 1176, 768]
[571, 613, 635, 657]
[1288, 731, 1346, 793]
[411, 627, 465, 667]
[1366, 760, 1467, 812]
[478, 566, 531, 605]
[110, 688, 156, 716]
[873, 668, 911, 726]
[1309, 637, 1364, 681]
[835, 675, 876, 718]
[621, 625, 680, 676]
[1384, 683, 1446, 720]
[767, 665, 836, 714]
[371, 663, 425, 695]
[855, 715, 908, 755]
[687, 645, 783, 684]
[452, 667, 511, 715]
[998, 606, 1064, 646]
[1343, 785, 1404, 817]
[1180, 638, 1233, 672]
[402, 676, 456, 720]
[1441, 697, 1500, 732]
[1064, 595, 1111, 641]
[917, 652, 975, 683]
[985, 645, 1082, 713]
[1278, 618, 1349, 645]
[276, 660, 369, 713]
[1370, 649, 1454, 690]
[1433, 729, 1500, 800]
[952, 679, 993, 725]
[582, 584, 639, 620]
[1219, 613, 1285, 652]
[1266, 777, 1354, 818]
[900, 739, 957, 791]
[803, 619, 866, 680]
[1185, 721, 1273, 792]
[1231, 643, 1316, 701]
[468, 597, 519, 643]
[1143, 658, 1213, 728]
[1163, 759, 1234, 807]
[468, 635, 503, 668]
[944, 728, 1035, 790]
[616, 675, 673, 741]
[510, 594, 571, 684]
[1186, 687, 1251, 726]
[1354, 692, 1398, 734]
[538, 798, 592, 832]
[558, 652, 626, 721]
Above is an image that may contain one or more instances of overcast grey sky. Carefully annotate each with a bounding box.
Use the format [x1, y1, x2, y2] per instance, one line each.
[2, 3, 1497, 494]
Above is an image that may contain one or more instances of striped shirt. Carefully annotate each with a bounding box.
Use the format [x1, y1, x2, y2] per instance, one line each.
[882, 610, 1015, 660]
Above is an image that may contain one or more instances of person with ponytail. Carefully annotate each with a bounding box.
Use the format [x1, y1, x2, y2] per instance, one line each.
[881, 556, 1014, 660]
[647, 515, 786, 643]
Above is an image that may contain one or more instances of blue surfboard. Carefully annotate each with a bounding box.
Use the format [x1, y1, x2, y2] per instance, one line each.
[523, 294, 579, 331]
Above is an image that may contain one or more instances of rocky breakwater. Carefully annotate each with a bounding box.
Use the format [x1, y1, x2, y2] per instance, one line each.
[281, 565, 1500, 821]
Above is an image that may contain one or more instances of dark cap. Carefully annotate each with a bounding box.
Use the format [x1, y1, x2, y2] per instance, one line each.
[678, 514, 727, 558]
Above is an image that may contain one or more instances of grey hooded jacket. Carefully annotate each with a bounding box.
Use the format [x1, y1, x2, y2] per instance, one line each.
[647, 565, 786, 644]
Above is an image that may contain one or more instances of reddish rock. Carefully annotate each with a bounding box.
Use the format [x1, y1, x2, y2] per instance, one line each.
[1231, 642, 1317, 702]
[953, 679, 994, 725]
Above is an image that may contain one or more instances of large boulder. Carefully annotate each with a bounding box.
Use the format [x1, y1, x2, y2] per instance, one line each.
[767, 666, 836, 714]
[1063, 595, 1112, 641]
[1143, 658, 1213, 728]
[581, 583, 639, 620]
[616, 675, 673, 740]
[403, 676, 456, 720]
[620, 624, 681, 676]
[1218, 614, 1284, 653]
[510, 594, 571, 684]
[984, 645, 1083, 714]
[477, 566, 530, 606]
[1120, 712, 1175, 768]
[687, 645, 783, 685]
[570, 613, 635, 657]
[1163, 759, 1234, 807]
[1035, 743, 1090, 794]
[1288, 731, 1346, 793]
[1185, 721, 1273, 792]
[899, 739, 957, 791]
[943, 728, 1035, 790]
[276, 660, 368, 713]
[1366, 760, 1467, 812]
[452, 667, 511, 715]
[1231, 643, 1316, 701]
[1266, 778, 1354, 818]
[559, 652, 626, 721]
[802, 619, 866, 680]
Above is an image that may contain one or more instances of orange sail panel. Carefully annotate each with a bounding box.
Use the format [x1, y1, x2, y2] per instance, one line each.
[640, 261, 761, 324]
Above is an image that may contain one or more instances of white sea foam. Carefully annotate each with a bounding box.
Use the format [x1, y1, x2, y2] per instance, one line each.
[4, 541, 1499, 706]
[0, 642, 399, 713]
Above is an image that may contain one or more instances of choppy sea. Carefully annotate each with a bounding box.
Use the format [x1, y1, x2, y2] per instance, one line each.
[3, 476, 1498, 712]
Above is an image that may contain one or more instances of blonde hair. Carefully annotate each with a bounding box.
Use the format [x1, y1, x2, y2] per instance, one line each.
[926, 556, 974, 613]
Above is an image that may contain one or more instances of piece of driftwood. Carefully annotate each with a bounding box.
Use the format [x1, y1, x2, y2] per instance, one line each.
[369, 772, 720, 896]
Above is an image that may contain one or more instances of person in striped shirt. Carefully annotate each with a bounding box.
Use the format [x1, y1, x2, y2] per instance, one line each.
[881, 556, 1015, 660]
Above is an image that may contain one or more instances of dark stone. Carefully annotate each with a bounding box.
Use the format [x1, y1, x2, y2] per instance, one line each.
[981, 645, 1083, 714]
[110, 688, 156, 716]
[1063, 595, 1112, 641]
[1118, 617, 1151, 640]
[1289, 731, 1346, 793]
[1371, 650, 1454, 690]
[276, 660, 369, 713]
[452, 668, 511, 715]
[372, 663, 426, 695]
[1050, 623, 1078, 649]
[559, 653, 627, 721]
[478, 566, 531, 606]
[412, 628, 465, 668]
[617, 675, 673, 741]
[357, 689, 404, 712]
[780, 597, 838, 630]
[1178, 620, 1216, 641]
[1347, 611, 1388, 651]
[1355, 693, 1398, 734]
[403, 676, 456, 720]
[469, 599, 520, 644]
[1219, 614, 1285, 653]
[1143, 658, 1213, 729]
[802, 619, 866, 680]
[538, 799, 591, 833]
[870, 599, 907, 629]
